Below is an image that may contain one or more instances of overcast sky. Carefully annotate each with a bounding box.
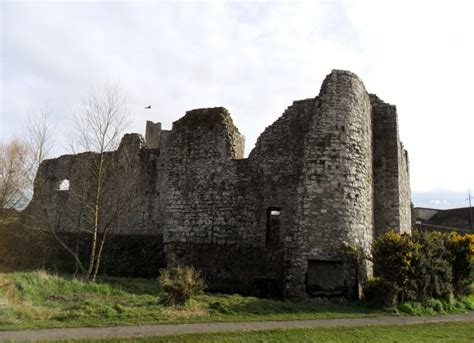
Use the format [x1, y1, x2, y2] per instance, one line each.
[1, 0, 473, 209]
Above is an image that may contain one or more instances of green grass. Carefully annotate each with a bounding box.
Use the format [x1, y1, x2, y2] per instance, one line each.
[398, 295, 474, 315]
[0, 271, 472, 332]
[65, 322, 474, 342]
[0, 271, 385, 331]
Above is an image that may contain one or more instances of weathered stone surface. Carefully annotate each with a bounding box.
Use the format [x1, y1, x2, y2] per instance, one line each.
[145, 121, 161, 149]
[371, 94, 411, 236]
[26, 70, 411, 299]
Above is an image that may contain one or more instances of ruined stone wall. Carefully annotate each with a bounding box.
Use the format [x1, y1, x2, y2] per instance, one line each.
[371, 95, 412, 236]
[145, 121, 162, 149]
[161, 107, 245, 247]
[23, 133, 166, 276]
[244, 98, 315, 293]
[27, 134, 160, 236]
[160, 108, 271, 284]
[399, 144, 411, 234]
[24, 69, 411, 298]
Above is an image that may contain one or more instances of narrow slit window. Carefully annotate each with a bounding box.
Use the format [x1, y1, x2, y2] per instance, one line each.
[58, 179, 70, 191]
[266, 207, 281, 248]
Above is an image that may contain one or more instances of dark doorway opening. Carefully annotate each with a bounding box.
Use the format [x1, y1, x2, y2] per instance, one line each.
[252, 277, 283, 299]
[306, 260, 344, 297]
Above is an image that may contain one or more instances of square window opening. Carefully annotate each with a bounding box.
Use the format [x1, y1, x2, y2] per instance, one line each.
[58, 179, 70, 191]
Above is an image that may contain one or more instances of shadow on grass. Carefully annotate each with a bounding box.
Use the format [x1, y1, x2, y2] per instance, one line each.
[200, 294, 384, 320]
[99, 276, 161, 296]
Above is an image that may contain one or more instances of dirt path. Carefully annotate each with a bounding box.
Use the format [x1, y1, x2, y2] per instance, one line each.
[1, 312, 473, 341]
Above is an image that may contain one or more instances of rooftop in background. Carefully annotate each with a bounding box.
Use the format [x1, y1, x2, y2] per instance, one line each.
[414, 206, 473, 234]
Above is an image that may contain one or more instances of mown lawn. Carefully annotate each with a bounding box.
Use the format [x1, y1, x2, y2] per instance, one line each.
[0, 271, 385, 331]
[67, 322, 474, 343]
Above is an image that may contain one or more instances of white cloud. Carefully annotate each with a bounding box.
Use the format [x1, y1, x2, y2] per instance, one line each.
[413, 189, 472, 209]
[1, 0, 473, 193]
[344, 0, 474, 192]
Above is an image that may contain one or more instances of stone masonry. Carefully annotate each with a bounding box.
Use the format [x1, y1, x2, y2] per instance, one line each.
[27, 70, 411, 299]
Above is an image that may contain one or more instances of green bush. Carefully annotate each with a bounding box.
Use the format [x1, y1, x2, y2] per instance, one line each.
[371, 231, 420, 303]
[444, 232, 474, 296]
[370, 230, 473, 307]
[398, 301, 431, 316]
[426, 298, 444, 312]
[363, 277, 397, 308]
[158, 266, 206, 305]
[460, 296, 474, 310]
[398, 296, 472, 315]
[410, 231, 452, 302]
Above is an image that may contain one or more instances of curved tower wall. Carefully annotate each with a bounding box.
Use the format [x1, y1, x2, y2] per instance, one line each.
[285, 70, 374, 298]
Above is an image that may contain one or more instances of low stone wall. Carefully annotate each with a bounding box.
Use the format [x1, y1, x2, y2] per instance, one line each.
[166, 242, 285, 297]
[0, 225, 165, 277]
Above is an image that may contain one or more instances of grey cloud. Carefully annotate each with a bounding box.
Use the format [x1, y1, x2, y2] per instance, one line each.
[412, 191, 472, 210]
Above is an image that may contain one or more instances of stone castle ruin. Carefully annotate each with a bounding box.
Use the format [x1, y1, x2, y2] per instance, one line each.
[27, 70, 411, 299]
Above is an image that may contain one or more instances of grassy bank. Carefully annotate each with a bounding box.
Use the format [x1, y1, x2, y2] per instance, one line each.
[0, 271, 472, 331]
[0, 271, 384, 330]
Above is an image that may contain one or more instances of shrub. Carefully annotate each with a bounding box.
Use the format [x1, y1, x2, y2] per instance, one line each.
[371, 230, 420, 303]
[363, 277, 397, 308]
[444, 232, 474, 296]
[398, 301, 432, 316]
[426, 298, 444, 312]
[460, 296, 474, 310]
[399, 296, 471, 315]
[410, 231, 453, 302]
[158, 266, 206, 305]
[371, 230, 473, 307]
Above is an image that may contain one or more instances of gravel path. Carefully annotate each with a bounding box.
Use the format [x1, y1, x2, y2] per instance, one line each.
[1, 312, 473, 341]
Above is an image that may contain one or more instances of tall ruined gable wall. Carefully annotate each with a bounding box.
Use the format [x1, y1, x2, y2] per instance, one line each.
[160, 107, 269, 283]
[371, 95, 401, 236]
[247, 97, 315, 251]
[161, 107, 247, 248]
[398, 144, 411, 234]
[371, 94, 412, 236]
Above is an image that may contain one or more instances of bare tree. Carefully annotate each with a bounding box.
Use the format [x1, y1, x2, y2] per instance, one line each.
[13, 85, 136, 282]
[0, 139, 30, 211]
[69, 85, 129, 154]
[73, 85, 130, 281]
[24, 107, 55, 201]
[0, 107, 54, 214]
[33, 84, 133, 282]
[1, 110, 54, 271]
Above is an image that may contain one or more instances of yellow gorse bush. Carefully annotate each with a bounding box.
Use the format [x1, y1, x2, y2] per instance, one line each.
[370, 229, 473, 305]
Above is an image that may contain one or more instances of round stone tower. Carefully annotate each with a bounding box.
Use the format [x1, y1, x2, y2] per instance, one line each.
[285, 70, 373, 299]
